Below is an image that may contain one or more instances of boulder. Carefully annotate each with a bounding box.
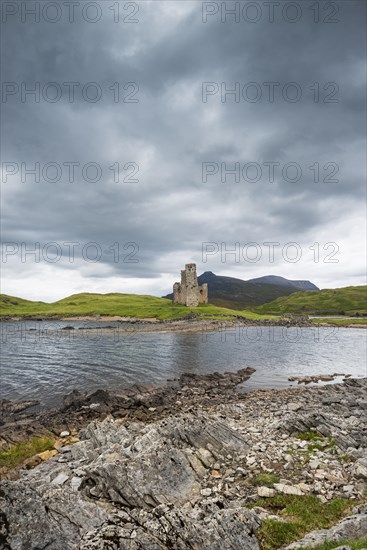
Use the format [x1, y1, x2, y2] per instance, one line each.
[352, 457, 367, 480]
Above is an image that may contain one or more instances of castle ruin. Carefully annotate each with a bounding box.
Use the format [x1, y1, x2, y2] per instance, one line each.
[173, 263, 208, 307]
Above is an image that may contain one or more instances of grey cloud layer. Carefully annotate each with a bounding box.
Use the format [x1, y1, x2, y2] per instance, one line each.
[1, 1, 366, 294]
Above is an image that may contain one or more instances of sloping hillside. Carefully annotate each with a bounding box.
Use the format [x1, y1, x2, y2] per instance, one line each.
[253, 286, 367, 316]
[0, 292, 269, 320]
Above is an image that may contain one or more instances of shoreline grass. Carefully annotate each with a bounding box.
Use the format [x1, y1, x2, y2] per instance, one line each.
[0, 436, 54, 469]
[249, 495, 360, 550]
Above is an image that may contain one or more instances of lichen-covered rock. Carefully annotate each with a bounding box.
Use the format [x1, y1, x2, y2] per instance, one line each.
[0, 412, 255, 549]
[80, 502, 261, 549]
[1, 378, 367, 549]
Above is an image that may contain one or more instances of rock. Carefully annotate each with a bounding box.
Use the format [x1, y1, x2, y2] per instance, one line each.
[342, 485, 355, 494]
[1, 375, 366, 548]
[0, 398, 39, 416]
[257, 487, 275, 498]
[51, 472, 69, 485]
[60, 431, 70, 438]
[23, 456, 42, 470]
[0, 410, 254, 547]
[79, 503, 261, 549]
[352, 457, 367, 479]
[322, 396, 342, 405]
[274, 483, 304, 496]
[70, 476, 83, 491]
[37, 450, 58, 461]
[197, 447, 214, 468]
[319, 375, 335, 382]
[288, 403, 301, 411]
[53, 440, 63, 451]
[296, 483, 311, 493]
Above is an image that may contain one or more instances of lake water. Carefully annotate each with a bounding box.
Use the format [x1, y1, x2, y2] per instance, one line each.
[1, 321, 366, 407]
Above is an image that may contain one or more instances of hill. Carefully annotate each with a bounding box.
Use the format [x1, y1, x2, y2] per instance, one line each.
[247, 275, 319, 291]
[253, 285, 367, 316]
[164, 272, 319, 309]
[0, 292, 271, 321]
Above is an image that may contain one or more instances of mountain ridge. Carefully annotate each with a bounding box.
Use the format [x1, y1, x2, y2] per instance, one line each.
[164, 272, 319, 309]
[246, 275, 318, 291]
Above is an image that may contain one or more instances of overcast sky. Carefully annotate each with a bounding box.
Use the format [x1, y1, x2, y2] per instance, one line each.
[1, 0, 366, 301]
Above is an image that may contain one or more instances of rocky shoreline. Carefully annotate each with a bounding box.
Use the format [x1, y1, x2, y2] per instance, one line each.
[1, 371, 367, 549]
[2, 314, 366, 328]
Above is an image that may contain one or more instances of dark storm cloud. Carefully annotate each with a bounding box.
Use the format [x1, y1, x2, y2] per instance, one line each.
[1, 0, 366, 298]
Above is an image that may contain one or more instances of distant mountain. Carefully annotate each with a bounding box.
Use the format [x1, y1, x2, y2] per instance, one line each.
[164, 272, 319, 310]
[247, 275, 319, 291]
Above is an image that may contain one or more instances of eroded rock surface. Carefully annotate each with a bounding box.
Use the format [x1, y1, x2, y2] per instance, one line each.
[1, 377, 367, 549]
[0, 412, 259, 549]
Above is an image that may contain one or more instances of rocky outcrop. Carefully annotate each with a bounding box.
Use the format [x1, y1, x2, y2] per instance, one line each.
[80, 503, 261, 549]
[0, 413, 259, 549]
[1, 377, 367, 549]
[0, 368, 255, 453]
[279, 378, 367, 450]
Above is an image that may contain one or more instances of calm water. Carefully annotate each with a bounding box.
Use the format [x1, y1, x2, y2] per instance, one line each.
[1, 321, 366, 407]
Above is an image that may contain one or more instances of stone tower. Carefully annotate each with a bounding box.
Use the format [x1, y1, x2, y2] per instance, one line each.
[173, 263, 208, 307]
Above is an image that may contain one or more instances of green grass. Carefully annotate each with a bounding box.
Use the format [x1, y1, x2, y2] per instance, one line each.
[254, 473, 280, 487]
[251, 495, 357, 550]
[0, 437, 54, 469]
[297, 432, 336, 452]
[297, 431, 323, 442]
[252, 286, 367, 316]
[0, 292, 274, 321]
[306, 538, 367, 550]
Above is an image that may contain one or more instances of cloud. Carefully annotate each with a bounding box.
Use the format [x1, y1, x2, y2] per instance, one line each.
[1, 0, 366, 300]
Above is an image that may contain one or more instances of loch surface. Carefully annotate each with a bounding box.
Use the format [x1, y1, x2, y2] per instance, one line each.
[1, 321, 366, 407]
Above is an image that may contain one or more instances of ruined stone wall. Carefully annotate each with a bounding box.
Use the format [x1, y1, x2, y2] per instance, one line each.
[173, 282, 182, 305]
[198, 283, 208, 304]
[173, 264, 208, 307]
